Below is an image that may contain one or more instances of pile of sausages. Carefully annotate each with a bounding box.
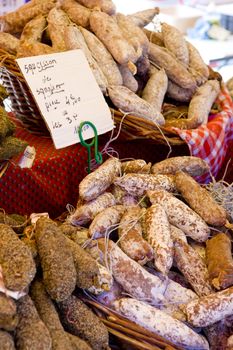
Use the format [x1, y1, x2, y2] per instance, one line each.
[68, 156, 233, 349]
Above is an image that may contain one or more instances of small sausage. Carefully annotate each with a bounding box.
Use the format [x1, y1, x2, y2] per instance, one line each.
[142, 68, 168, 112]
[174, 238, 213, 297]
[108, 85, 165, 125]
[30, 280, 74, 350]
[166, 79, 196, 103]
[128, 8, 160, 28]
[186, 41, 209, 80]
[187, 80, 221, 126]
[161, 22, 189, 66]
[115, 173, 176, 197]
[97, 239, 167, 305]
[118, 206, 154, 265]
[0, 224, 36, 292]
[16, 295, 52, 350]
[175, 171, 227, 226]
[205, 321, 230, 350]
[143, 29, 164, 47]
[79, 157, 121, 201]
[88, 205, 125, 239]
[136, 54, 150, 76]
[76, 0, 116, 15]
[170, 225, 187, 244]
[90, 10, 138, 65]
[35, 217, 76, 302]
[0, 0, 55, 34]
[118, 64, 138, 92]
[121, 159, 151, 174]
[149, 42, 196, 90]
[114, 298, 209, 350]
[58, 295, 109, 350]
[64, 237, 99, 289]
[145, 204, 173, 274]
[183, 286, 233, 327]
[87, 263, 113, 295]
[116, 12, 149, 56]
[0, 32, 19, 55]
[61, 0, 91, 28]
[16, 41, 55, 58]
[47, 8, 70, 51]
[68, 192, 116, 226]
[64, 25, 108, 93]
[19, 14, 47, 44]
[206, 233, 233, 290]
[151, 156, 209, 176]
[147, 189, 210, 242]
[80, 26, 123, 86]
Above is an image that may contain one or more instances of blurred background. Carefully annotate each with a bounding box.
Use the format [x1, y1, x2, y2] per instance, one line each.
[113, 0, 233, 82]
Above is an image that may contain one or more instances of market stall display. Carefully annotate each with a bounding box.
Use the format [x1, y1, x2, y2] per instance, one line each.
[0, 0, 232, 192]
[0, 156, 233, 349]
[0, 0, 231, 136]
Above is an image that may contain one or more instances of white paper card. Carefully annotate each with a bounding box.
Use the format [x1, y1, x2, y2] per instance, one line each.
[16, 50, 114, 149]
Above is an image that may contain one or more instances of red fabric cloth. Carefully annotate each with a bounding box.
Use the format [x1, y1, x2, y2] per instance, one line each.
[0, 121, 89, 217]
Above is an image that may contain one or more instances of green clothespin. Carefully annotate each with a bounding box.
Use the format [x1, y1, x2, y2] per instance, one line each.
[78, 121, 103, 173]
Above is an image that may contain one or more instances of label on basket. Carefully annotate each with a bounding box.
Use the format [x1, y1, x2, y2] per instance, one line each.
[16, 50, 114, 149]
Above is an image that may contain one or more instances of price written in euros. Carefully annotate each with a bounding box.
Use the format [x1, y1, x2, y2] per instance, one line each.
[52, 113, 81, 130]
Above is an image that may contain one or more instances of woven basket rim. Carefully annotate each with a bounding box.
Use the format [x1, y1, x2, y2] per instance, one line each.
[0, 48, 222, 146]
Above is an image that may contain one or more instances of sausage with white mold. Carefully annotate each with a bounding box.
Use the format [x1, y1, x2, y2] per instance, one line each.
[88, 205, 125, 239]
[175, 170, 227, 226]
[79, 157, 121, 202]
[173, 238, 213, 297]
[114, 298, 209, 350]
[151, 156, 209, 177]
[170, 225, 187, 244]
[118, 206, 154, 265]
[182, 286, 233, 327]
[97, 239, 167, 305]
[114, 173, 175, 197]
[147, 189, 210, 242]
[145, 204, 173, 274]
[68, 192, 116, 226]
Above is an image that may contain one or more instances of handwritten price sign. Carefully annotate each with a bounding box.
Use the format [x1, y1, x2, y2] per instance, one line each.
[16, 50, 114, 149]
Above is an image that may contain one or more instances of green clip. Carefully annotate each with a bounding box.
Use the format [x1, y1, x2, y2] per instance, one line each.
[78, 121, 103, 173]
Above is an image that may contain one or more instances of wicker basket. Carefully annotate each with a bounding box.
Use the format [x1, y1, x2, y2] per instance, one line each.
[0, 49, 49, 135]
[111, 108, 185, 146]
[0, 49, 220, 145]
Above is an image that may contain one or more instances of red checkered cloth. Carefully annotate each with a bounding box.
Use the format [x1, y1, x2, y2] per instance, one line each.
[173, 84, 233, 182]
